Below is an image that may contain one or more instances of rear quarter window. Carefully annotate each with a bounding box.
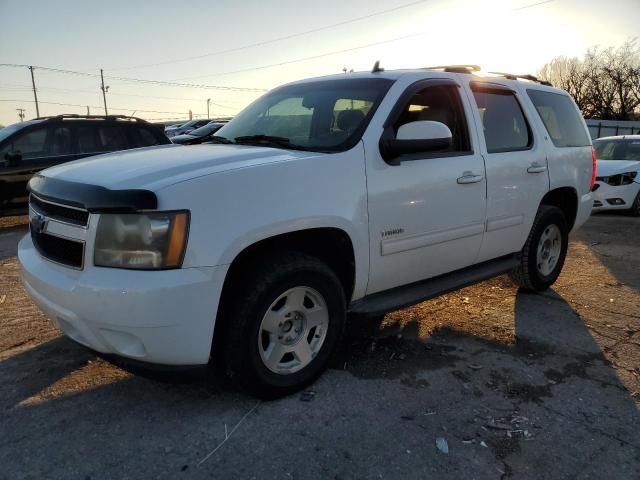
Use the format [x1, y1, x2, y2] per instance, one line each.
[527, 89, 591, 148]
[130, 126, 163, 147]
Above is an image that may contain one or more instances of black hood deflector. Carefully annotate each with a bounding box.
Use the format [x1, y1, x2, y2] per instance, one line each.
[28, 175, 158, 212]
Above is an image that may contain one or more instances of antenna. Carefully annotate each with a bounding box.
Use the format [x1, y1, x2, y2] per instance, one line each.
[372, 61, 384, 73]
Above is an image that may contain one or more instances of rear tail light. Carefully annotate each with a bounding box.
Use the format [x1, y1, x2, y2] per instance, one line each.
[590, 146, 597, 191]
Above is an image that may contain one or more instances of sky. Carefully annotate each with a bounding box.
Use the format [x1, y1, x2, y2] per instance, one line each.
[0, 0, 638, 126]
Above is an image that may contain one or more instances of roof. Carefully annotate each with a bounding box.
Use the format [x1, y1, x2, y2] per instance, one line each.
[283, 65, 564, 94]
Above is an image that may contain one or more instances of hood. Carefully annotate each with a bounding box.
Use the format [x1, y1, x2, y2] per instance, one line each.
[41, 144, 323, 191]
[596, 159, 640, 177]
[171, 134, 199, 144]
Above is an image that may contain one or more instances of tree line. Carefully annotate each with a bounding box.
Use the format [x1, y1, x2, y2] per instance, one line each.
[538, 39, 640, 121]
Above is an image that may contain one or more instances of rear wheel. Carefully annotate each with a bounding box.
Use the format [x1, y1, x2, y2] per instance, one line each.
[219, 252, 345, 399]
[509, 205, 568, 292]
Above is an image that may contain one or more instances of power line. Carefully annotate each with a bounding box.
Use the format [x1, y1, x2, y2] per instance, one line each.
[0, 83, 243, 109]
[0, 98, 211, 115]
[172, 30, 431, 81]
[513, 0, 554, 11]
[107, 0, 432, 71]
[169, 0, 557, 82]
[0, 64, 267, 92]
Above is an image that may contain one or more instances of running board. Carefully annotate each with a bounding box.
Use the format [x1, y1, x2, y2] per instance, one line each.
[348, 254, 520, 317]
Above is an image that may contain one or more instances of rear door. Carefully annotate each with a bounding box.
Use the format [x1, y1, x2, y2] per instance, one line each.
[463, 81, 549, 262]
[74, 122, 130, 158]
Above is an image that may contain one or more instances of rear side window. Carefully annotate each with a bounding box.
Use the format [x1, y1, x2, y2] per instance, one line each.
[130, 126, 162, 147]
[527, 90, 590, 147]
[472, 88, 532, 153]
[75, 124, 129, 154]
[98, 125, 129, 151]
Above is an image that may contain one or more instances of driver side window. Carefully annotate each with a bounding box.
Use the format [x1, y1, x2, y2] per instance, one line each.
[394, 85, 471, 153]
[6, 127, 49, 161]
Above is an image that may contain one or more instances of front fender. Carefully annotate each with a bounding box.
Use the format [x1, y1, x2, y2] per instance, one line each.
[156, 144, 370, 300]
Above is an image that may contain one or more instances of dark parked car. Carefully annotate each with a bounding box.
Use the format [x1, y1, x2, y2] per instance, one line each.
[0, 114, 170, 212]
[165, 119, 211, 138]
[171, 121, 227, 145]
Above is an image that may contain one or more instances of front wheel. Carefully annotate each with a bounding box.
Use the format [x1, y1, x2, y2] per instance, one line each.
[509, 205, 569, 292]
[219, 252, 346, 399]
[629, 189, 640, 217]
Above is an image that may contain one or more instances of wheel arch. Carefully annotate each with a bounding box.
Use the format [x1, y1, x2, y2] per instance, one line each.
[540, 186, 579, 231]
[221, 226, 357, 300]
[211, 226, 357, 359]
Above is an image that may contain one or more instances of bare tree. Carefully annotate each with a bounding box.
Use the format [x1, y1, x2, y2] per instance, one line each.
[538, 39, 640, 120]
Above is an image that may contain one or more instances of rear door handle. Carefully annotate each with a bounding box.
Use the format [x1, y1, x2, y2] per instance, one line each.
[457, 172, 484, 184]
[527, 163, 547, 174]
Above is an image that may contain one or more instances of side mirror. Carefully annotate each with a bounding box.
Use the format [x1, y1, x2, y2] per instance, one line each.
[380, 120, 453, 165]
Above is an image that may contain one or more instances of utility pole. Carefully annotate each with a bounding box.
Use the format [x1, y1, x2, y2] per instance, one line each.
[87, 106, 90, 115]
[16, 108, 25, 122]
[100, 69, 108, 115]
[207, 98, 211, 119]
[189, 109, 193, 120]
[29, 66, 40, 117]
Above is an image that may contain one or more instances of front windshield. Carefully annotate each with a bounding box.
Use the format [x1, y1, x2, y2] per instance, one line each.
[594, 139, 640, 161]
[215, 78, 394, 152]
[189, 122, 224, 136]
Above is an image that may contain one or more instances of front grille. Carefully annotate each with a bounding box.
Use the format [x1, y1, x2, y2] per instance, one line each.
[31, 229, 84, 269]
[30, 195, 89, 227]
[593, 200, 603, 207]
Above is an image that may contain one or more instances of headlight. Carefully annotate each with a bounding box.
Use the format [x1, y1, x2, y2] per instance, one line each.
[94, 211, 189, 269]
[598, 171, 637, 186]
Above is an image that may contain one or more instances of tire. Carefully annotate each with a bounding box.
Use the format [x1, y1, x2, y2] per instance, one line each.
[219, 252, 346, 399]
[629, 189, 640, 217]
[508, 205, 569, 292]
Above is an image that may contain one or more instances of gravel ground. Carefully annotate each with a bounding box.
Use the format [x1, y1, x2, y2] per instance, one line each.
[0, 214, 638, 479]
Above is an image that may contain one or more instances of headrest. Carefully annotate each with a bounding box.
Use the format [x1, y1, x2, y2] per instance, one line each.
[337, 109, 365, 132]
[418, 106, 453, 127]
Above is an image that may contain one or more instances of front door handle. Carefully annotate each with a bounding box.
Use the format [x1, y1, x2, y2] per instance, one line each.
[457, 172, 484, 184]
[527, 163, 547, 174]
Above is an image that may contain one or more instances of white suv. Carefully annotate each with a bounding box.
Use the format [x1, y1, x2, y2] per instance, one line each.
[19, 65, 594, 398]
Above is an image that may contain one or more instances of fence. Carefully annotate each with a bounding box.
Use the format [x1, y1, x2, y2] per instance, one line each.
[585, 119, 640, 139]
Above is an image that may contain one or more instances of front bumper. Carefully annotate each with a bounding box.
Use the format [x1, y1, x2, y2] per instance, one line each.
[19, 234, 228, 365]
[592, 181, 640, 211]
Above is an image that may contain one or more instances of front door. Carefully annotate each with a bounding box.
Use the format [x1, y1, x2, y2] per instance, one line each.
[0, 124, 75, 208]
[364, 79, 487, 294]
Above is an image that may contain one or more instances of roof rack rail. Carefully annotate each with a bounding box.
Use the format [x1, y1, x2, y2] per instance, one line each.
[35, 114, 148, 122]
[488, 72, 553, 86]
[424, 64, 481, 74]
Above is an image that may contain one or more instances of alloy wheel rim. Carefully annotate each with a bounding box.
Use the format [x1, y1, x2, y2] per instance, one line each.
[536, 224, 562, 276]
[258, 286, 329, 375]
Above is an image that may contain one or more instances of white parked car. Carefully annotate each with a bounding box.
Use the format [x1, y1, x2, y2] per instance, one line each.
[19, 66, 594, 398]
[592, 135, 640, 216]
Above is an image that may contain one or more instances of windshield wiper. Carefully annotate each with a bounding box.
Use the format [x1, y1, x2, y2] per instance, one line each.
[234, 135, 291, 145]
[233, 134, 312, 151]
[206, 135, 234, 144]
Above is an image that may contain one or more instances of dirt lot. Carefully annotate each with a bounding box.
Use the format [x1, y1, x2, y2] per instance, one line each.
[1, 214, 639, 479]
